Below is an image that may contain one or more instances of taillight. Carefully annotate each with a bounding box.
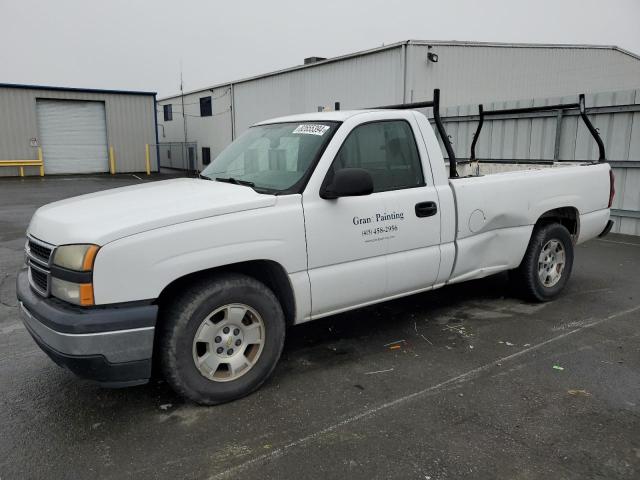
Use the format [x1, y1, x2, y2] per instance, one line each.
[608, 170, 615, 208]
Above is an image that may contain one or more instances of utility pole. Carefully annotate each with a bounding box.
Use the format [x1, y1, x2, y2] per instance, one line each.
[180, 62, 190, 171]
[180, 63, 188, 144]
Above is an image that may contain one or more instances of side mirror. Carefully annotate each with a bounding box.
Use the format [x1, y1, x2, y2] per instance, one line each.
[321, 168, 374, 199]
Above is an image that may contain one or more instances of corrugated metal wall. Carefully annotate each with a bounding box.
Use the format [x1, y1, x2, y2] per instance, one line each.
[406, 42, 640, 107]
[157, 47, 405, 170]
[435, 89, 640, 235]
[0, 86, 157, 175]
[155, 41, 640, 234]
[233, 47, 405, 133]
[158, 41, 640, 157]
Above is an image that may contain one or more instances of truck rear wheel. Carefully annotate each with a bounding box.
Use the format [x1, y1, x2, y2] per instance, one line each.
[158, 273, 285, 405]
[511, 223, 574, 302]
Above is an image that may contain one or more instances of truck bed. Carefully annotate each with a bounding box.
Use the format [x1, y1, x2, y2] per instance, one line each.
[446, 162, 611, 284]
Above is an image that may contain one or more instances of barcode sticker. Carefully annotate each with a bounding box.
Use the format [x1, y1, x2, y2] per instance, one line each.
[292, 124, 330, 136]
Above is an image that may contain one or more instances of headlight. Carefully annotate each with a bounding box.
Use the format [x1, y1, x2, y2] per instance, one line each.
[51, 244, 99, 306]
[53, 244, 99, 271]
[51, 277, 94, 306]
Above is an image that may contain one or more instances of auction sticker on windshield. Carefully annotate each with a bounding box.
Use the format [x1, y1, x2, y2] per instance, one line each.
[293, 124, 330, 135]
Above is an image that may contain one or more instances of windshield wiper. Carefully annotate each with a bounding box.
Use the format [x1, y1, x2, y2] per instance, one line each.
[199, 173, 212, 180]
[214, 176, 275, 194]
[215, 177, 256, 188]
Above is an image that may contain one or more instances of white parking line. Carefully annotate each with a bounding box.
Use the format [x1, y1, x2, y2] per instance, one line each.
[597, 239, 640, 247]
[209, 304, 640, 480]
[364, 368, 394, 375]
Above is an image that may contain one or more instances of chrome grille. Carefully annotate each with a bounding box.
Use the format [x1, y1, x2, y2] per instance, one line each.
[27, 237, 53, 266]
[29, 265, 49, 294]
[25, 235, 55, 297]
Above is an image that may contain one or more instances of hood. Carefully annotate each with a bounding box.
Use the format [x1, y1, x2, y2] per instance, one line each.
[28, 178, 276, 245]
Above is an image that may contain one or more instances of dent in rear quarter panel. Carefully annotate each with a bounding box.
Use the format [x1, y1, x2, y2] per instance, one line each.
[449, 225, 533, 283]
[449, 163, 610, 282]
[91, 196, 309, 317]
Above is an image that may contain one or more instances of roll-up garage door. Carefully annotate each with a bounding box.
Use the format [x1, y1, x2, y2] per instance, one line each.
[36, 99, 109, 174]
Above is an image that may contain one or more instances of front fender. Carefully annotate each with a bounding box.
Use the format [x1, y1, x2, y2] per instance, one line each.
[92, 197, 307, 305]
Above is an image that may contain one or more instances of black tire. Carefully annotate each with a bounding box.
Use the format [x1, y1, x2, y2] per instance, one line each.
[158, 273, 285, 405]
[511, 223, 574, 302]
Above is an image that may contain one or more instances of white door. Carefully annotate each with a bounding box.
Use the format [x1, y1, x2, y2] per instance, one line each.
[303, 117, 441, 318]
[378, 119, 442, 295]
[36, 100, 109, 174]
[303, 190, 388, 318]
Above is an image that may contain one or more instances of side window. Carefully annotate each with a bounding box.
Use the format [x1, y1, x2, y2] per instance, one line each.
[163, 104, 172, 121]
[202, 147, 211, 165]
[200, 96, 212, 117]
[329, 120, 424, 192]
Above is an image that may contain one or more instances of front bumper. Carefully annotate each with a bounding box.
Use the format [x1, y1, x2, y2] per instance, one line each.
[16, 268, 158, 387]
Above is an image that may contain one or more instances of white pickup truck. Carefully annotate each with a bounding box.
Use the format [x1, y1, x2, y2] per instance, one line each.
[17, 90, 614, 404]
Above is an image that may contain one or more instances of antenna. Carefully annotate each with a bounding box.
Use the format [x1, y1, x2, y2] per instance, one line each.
[179, 60, 192, 172]
[180, 60, 187, 144]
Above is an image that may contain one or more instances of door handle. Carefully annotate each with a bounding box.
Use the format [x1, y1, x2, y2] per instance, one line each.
[415, 201, 438, 218]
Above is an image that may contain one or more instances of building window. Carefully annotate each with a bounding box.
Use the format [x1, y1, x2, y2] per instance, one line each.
[202, 147, 211, 165]
[200, 96, 212, 117]
[163, 104, 173, 121]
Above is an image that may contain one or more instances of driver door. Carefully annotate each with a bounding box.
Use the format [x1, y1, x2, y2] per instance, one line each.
[303, 115, 441, 318]
[302, 120, 388, 318]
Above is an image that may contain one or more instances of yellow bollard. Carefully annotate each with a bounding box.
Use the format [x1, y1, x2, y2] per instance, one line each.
[38, 147, 44, 176]
[109, 146, 116, 174]
[145, 144, 151, 175]
[19, 166, 24, 177]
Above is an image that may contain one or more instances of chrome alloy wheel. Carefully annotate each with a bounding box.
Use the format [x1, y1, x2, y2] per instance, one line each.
[192, 303, 265, 382]
[538, 239, 566, 288]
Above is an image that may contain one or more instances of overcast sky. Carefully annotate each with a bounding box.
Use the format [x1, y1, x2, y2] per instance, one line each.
[1, 0, 638, 98]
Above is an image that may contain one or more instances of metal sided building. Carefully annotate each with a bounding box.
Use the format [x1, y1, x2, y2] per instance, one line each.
[157, 40, 640, 168]
[0, 84, 158, 176]
[157, 40, 640, 234]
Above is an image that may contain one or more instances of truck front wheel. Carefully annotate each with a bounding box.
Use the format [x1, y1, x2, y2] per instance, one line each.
[511, 223, 574, 302]
[158, 273, 286, 405]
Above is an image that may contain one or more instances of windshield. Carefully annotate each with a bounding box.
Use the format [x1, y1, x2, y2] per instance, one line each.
[201, 121, 339, 193]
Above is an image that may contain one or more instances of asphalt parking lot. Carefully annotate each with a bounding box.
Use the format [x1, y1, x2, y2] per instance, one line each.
[1, 175, 639, 480]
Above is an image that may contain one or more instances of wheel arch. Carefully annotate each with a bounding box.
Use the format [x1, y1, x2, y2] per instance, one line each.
[155, 259, 297, 327]
[535, 207, 579, 242]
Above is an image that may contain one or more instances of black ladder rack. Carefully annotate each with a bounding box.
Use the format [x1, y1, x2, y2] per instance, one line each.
[359, 89, 607, 177]
[470, 94, 606, 163]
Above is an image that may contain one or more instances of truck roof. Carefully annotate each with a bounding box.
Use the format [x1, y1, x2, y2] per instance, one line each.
[255, 110, 380, 125]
